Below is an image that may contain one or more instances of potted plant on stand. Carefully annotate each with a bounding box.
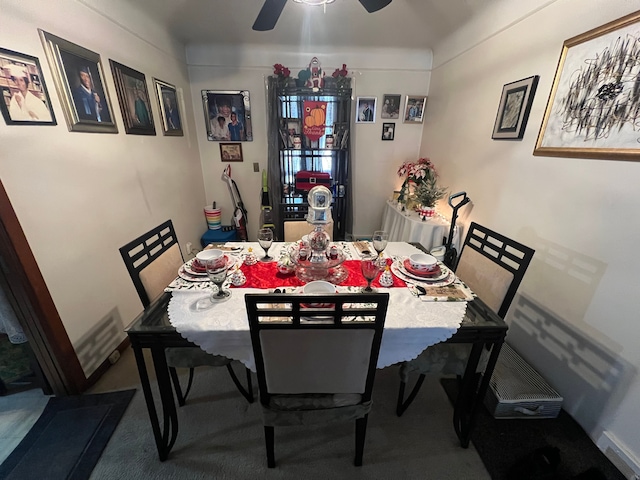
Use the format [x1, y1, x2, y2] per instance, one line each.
[396, 157, 446, 216]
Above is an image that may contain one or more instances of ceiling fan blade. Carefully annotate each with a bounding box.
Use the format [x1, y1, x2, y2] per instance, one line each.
[253, 0, 288, 31]
[358, 0, 392, 13]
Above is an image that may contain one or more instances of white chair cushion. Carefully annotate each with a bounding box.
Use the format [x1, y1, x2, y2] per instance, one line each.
[139, 243, 183, 301]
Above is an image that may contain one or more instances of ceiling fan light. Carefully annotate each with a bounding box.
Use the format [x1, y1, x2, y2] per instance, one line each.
[292, 0, 336, 6]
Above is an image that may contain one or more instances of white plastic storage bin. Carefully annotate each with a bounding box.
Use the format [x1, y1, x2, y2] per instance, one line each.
[484, 343, 563, 419]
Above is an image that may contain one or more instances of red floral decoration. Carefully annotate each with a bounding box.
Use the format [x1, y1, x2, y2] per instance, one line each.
[332, 63, 348, 78]
[273, 63, 291, 78]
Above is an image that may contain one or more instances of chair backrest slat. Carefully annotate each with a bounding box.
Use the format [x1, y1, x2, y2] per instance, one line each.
[119, 220, 182, 307]
[455, 222, 534, 318]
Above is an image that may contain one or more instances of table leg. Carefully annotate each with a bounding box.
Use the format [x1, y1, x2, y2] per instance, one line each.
[132, 344, 179, 461]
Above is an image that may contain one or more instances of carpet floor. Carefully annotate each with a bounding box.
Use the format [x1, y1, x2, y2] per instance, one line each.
[441, 378, 626, 480]
[0, 389, 135, 480]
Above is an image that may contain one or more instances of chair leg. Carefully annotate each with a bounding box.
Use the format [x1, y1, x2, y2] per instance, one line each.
[265, 426, 275, 468]
[225, 363, 254, 403]
[354, 415, 369, 466]
[396, 373, 426, 416]
[168, 366, 194, 407]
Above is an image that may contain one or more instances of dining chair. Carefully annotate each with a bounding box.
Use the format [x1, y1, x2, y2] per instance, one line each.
[245, 291, 389, 467]
[396, 222, 534, 416]
[119, 219, 253, 406]
[283, 220, 333, 242]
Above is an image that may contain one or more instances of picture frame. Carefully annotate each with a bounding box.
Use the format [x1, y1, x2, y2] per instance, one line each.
[109, 60, 155, 135]
[153, 78, 182, 136]
[382, 122, 395, 141]
[219, 143, 243, 162]
[332, 122, 349, 149]
[403, 96, 427, 123]
[356, 96, 376, 123]
[280, 118, 302, 148]
[38, 29, 117, 133]
[534, 11, 640, 160]
[0, 47, 56, 126]
[492, 75, 539, 140]
[380, 94, 401, 119]
[203, 90, 253, 141]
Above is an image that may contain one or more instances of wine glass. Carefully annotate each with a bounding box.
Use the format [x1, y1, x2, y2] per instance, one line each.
[258, 228, 274, 262]
[372, 230, 389, 268]
[360, 253, 379, 293]
[206, 255, 231, 303]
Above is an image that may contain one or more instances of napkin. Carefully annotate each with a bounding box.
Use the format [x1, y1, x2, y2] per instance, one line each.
[412, 283, 475, 302]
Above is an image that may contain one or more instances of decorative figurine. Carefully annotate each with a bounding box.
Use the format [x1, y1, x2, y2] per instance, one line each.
[243, 247, 257, 266]
[230, 266, 246, 286]
[305, 57, 324, 92]
[379, 265, 394, 287]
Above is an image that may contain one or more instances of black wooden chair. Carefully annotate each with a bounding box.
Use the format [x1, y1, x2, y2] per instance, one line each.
[120, 220, 252, 406]
[245, 292, 389, 468]
[396, 222, 534, 416]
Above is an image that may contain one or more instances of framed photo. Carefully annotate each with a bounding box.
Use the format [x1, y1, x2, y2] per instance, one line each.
[380, 94, 401, 119]
[38, 29, 117, 133]
[403, 96, 427, 123]
[333, 122, 349, 149]
[382, 122, 395, 141]
[356, 97, 376, 123]
[492, 75, 539, 140]
[203, 90, 253, 141]
[0, 48, 56, 125]
[153, 78, 182, 136]
[109, 60, 155, 135]
[219, 143, 243, 162]
[280, 118, 302, 148]
[534, 11, 640, 160]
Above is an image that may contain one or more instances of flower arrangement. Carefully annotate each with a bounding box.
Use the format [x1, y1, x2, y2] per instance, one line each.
[273, 63, 291, 78]
[396, 157, 447, 208]
[332, 63, 348, 78]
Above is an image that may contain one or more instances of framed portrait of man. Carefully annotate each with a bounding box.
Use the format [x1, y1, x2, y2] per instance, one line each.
[38, 29, 117, 133]
[202, 90, 253, 142]
[356, 96, 376, 123]
[403, 95, 427, 124]
[154, 78, 183, 136]
[0, 47, 56, 126]
[109, 60, 155, 135]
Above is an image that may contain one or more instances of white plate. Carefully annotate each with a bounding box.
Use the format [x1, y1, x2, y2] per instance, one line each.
[391, 262, 456, 287]
[394, 258, 450, 282]
[179, 256, 240, 282]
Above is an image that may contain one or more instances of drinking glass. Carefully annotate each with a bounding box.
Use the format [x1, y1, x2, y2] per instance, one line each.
[258, 228, 274, 262]
[372, 230, 389, 268]
[206, 255, 231, 303]
[360, 254, 379, 293]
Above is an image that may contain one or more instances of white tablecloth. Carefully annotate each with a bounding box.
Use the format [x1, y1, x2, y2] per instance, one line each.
[381, 200, 452, 252]
[168, 242, 467, 371]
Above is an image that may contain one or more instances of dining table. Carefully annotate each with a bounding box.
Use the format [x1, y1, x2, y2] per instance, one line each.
[125, 240, 507, 461]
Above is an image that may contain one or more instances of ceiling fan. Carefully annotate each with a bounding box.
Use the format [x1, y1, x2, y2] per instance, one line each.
[253, 0, 392, 31]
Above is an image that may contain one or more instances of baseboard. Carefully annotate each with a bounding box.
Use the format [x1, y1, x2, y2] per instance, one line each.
[597, 431, 640, 480]
[84, 337, 130, 390]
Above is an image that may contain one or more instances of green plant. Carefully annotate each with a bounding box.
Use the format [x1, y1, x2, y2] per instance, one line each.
[414, 177, 447, 207]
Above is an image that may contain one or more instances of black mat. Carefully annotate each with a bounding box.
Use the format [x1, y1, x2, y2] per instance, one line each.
[441, 379, 625, 480]
[0, 389, 135, 480]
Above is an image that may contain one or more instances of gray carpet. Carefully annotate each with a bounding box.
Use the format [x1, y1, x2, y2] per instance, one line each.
[89, 361, 490, 479]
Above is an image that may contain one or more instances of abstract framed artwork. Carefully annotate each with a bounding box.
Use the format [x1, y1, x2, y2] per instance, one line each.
[403, 96, 427, 123]
[220, 143, 243, 162]
[109, 60, 155, 135]
[202, 90, 253, 141]
[39, 29, 117, 133]
[534, 10, 640, 160]
[154, 78, 182, 136]
[492, 75, 539, 140]
[0, 47, 56, 125]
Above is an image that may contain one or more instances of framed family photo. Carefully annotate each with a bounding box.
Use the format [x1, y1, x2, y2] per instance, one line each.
[534, 10, 640, 160]
[109, 60, 155, 135]
[39, 29, 117, 133]
[220, 143, 243, 162]
[154, 78, 182, 136]
[492, 75, 539, 140]
[280, 118, 302, 148]
[356, 97, 376, 123]
[203, 90, 253, 141]
[380, 94, 401, 119]
[0, 47, 56, 125]
[403, 96, 427, 123]
[382, 122, 395, 141]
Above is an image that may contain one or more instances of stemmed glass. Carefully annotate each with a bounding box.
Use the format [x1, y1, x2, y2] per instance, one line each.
[258, 228, 274, 262]
[372, 230, 389, 268]
[206, 255, 231, 303]
[360, 253, 379, 293]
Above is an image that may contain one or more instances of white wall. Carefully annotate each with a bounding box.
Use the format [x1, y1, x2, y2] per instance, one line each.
[0, 0, 207, 375]
[186, 45, 431, 239]
[425, 0, 640, 472]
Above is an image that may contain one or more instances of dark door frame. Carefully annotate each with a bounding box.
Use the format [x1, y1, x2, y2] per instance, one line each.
[0, 179, 85, 395]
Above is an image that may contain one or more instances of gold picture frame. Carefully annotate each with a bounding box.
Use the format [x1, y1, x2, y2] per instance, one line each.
[220, 142, 243, 162]
[154, 78, 183, 136]
[38, 29, 117, 133]
[534, 10, 640, 160]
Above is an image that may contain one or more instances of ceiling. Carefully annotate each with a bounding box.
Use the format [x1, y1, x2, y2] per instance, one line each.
[124, 0, 498, 51]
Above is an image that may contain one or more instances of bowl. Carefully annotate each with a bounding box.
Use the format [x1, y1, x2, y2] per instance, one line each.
[430, 246, 446, 262]
[303, 280, 336, 295]
[409, 253, 438, 271]
[196, 249, 223, 264]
